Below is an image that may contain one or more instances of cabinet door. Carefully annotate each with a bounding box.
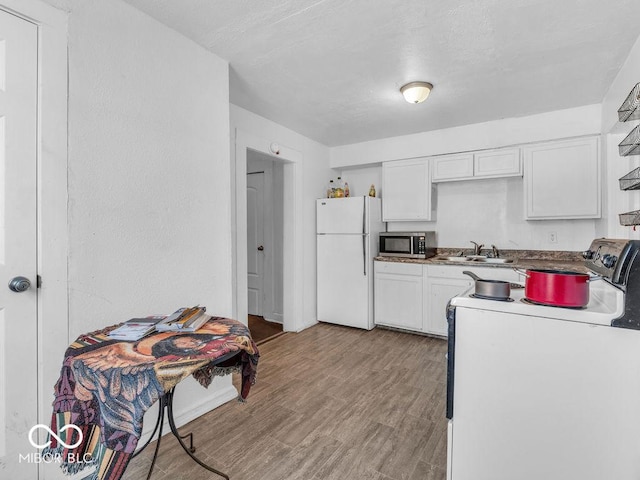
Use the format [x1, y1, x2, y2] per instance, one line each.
[431, 153, 474, 182]
[374, 262, 423, 331]
[524, 136, 601, 219]
[474, 147, 521, 178]
[382, 158, 435, 221]
[426, 277, 471, 337]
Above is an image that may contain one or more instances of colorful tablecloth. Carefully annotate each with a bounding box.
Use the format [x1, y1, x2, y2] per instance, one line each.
[45, 316, 259, 480]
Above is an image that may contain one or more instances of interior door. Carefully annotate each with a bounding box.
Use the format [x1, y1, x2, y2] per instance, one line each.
[247, 172, 265, 315]
[0, 9, 38, 477]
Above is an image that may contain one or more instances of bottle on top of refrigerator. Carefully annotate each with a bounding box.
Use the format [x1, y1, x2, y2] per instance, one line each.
[344, 182, 350, 197]
[327, 180, 335, 198]
[369, 184, 376, 197]
[334, 177, 345, 198]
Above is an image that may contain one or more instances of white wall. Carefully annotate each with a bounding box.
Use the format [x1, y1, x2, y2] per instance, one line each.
[331, 104, 601, 168]
[600, 32, 640, 241]
[59, 0, 235, 459]
[601, 34, 640, 135]
[231, 104, 332, 329]
[66, 0, 232, 332]
[272, 162, 285, 319]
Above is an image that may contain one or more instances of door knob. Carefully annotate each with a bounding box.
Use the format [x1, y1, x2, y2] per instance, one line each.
[9, 276, 31, 292]
[257, 245, 264, 251]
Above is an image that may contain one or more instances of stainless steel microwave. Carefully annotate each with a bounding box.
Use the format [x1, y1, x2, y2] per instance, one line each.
[379, 232, 436, 259]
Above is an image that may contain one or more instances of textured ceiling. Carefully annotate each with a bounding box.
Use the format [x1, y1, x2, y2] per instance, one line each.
[74, 1, 640, 145]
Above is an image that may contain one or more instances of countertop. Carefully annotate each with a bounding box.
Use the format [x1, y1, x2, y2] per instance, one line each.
[375, 248, 588, 273]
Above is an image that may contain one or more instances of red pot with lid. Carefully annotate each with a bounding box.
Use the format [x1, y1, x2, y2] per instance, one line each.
[515, 268, 598, 308]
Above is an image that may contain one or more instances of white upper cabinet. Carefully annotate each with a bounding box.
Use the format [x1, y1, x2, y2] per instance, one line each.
[474, 147, 522, 178]
[382, 157, 436, 221]
[431, 153, 474, 181]
[523, 136, 601, 220]
[432, 147, 521, 182]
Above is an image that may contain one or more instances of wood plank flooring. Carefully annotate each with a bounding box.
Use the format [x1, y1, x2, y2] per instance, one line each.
[248, 314, 285, 344]
[122, 323, 448, 480]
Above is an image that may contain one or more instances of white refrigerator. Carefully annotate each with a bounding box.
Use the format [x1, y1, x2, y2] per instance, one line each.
[316, 196, 384, 330]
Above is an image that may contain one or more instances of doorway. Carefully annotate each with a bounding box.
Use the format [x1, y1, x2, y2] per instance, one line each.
[246, 151, 285, 343]
[233, 129, 303, 334]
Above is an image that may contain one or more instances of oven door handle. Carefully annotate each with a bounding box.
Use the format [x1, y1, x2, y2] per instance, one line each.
[446, 301, 456, 420]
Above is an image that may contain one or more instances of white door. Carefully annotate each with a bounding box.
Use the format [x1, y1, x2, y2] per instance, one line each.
[0, 9, 38, 477]
[247, 172, 265, 315]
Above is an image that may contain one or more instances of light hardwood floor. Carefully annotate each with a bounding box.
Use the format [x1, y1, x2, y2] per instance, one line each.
[123, 323, 448, 480]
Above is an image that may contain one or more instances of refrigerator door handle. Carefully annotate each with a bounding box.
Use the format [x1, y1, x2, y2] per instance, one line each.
[363, 234, 366, 276]
[362, 196, 366, 236]
[362, 196, 367, 276]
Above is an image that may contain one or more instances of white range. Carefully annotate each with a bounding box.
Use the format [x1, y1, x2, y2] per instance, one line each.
[446, 238, 640, 480]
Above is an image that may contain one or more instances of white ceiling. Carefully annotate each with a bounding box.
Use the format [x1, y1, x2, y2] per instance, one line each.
[65, 1, 640, 146]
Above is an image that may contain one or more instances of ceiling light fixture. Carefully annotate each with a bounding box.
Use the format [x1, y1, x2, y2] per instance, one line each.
[400, 81, 433, 104]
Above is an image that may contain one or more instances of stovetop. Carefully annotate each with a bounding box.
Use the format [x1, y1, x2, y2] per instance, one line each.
[451, 279, 625, 327]
[450, 238, 640, 328]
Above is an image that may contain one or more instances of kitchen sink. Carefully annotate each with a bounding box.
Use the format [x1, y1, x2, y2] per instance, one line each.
[434, 256, 472, 262]
[433, 256, 515, 264]
[472, 257, 515, 264]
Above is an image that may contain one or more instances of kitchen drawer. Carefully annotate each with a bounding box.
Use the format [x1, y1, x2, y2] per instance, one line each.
[427, 264, 520, 282]
[374, 261, 422, 276]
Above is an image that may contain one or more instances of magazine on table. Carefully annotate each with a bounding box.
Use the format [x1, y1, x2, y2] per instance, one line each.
[108, 315, 169, 341]
[155, 306, 211, 333]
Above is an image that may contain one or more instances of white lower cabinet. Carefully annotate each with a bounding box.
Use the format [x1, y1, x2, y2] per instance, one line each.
[425, 271, 472, 336]
[375, 261, 521, 337]
[374, 261, 424, 332]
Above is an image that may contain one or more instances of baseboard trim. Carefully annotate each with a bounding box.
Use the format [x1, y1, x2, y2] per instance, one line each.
[295, 319, 318, 332]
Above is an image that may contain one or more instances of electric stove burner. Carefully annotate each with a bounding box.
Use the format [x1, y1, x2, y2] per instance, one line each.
[470, 294, 514, 302]
[520, 298, 586, 309]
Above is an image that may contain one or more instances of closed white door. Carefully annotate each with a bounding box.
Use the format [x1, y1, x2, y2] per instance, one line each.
[0, 9, 38, 477]
[247, 172, 265, 315]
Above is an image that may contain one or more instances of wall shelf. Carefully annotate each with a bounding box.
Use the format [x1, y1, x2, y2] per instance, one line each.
[619, 124, 640, 157]
[619, 210, 640, 226]
[618, 82, 640, 122]
[619, 167, 640, 190]
[618, 83, 640, 226]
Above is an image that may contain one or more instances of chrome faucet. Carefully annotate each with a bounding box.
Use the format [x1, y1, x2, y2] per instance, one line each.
[470, 241, 484, 256]
[491, 244, 500, 258]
